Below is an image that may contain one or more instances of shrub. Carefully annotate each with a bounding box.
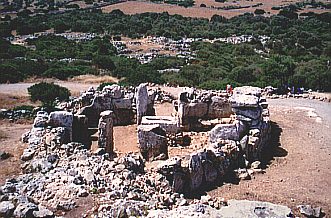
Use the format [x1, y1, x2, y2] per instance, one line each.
[28, 82, 71, 106]
[254, 9, 266, 15]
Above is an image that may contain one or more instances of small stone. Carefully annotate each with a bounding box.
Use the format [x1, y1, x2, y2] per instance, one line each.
[115, 164, 126, 172]
[236, 169, 251, 180]
[78, 189, 89, 197]
[13, 202, 38, 218]
[0, 201, 15, 217]
[297, 205, 321, 218]
[250, 161, 261, 169]
[0, 151, 11, 160]
[33, 206, 54, 218]
[94, 148, 106, 155]
[178, 199, 188, 206]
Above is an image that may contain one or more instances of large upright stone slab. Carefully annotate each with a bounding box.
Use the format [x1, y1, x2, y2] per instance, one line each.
[136, 83, 148, 125]
[137, 124, 167, 161]
[98, 110, 114, 153]
[188, 152, 204, 190]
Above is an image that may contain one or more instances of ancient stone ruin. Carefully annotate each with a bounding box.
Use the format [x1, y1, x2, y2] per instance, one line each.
[0, 85, 289, 218]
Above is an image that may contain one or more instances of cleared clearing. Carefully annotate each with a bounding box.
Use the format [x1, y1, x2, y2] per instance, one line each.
[102, 0, 331, 19]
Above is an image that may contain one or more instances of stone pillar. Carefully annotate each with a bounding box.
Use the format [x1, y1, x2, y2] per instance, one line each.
[98, 110, 114, 153]
[137, 124, 168, 161]
[177, 92, 187, 128]
[136, 83, 148, 125]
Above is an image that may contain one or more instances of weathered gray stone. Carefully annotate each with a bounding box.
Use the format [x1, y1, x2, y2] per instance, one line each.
[230, 94, 259, 108]
[48, 111, 73, 141]
[184, 102, 208, 117]
[136, 83, 148, 125]
[141, 116, 179, 134]
[103, 84, 122, 99]
[0, 201, 15, 217]
[112, 98, 132, 109]
[208, 96, 232, 119]
[33, 206, 54, 218]
[98, 110, 114, 153]
[209, 120, 247, 143]
[13, 202, 38, 218]
[233, 86, 262, 97]
[33, 111, 48, 128]
[137, 125, 167, 161]
[219, 200, 292, 218]
[297, 205, 321, 218]
[188, 152, 204, 190]
[232, 107, 262, 120]
[48, 111, 73, 128]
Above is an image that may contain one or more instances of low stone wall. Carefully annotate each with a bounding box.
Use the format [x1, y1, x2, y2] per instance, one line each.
[157, 86, 271, 193]
[176, 89, 232, 130]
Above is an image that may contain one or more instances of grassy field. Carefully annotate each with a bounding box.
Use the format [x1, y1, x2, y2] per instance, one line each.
[102, 0, 331, 19]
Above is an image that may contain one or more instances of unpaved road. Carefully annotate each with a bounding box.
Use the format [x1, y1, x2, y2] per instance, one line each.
[0, 82, 96, 97]
[209, 98, 331, 215]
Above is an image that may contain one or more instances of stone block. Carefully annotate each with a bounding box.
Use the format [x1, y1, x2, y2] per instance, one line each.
[230, 94, 259, 108]
[136, 83, 148, 125]
[98, 110, 114, 153]
[48, 111, 73, 128]
[209, 120, 247, 143]
[137, 124, 168, 161]
[208, 96, 232, 118]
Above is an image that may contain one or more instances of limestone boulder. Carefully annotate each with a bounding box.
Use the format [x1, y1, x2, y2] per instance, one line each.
[230, 94, 259, 108]
[233, 86, 262, 97]
[209, 120, 247, 143]
[137, 124, 168, 161]
[48, 111, 73, 128]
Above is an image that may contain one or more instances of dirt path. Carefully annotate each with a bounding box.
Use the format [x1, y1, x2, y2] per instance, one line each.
[0, 120, 31, 184]
[0, 82, 96, 97]
[209, 98, 331, 215]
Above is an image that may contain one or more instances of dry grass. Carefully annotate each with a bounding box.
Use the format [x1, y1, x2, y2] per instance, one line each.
[102, 0, 331, 19]
[0, 94, 38, 109]
[69, 74, 120, 84]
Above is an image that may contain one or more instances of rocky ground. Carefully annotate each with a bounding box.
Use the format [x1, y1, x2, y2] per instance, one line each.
[0, 85, 330, 217]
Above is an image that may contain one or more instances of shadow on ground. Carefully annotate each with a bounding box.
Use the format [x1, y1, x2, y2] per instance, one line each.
[186, 121, 288, 199]
[260, 121, 287, 169]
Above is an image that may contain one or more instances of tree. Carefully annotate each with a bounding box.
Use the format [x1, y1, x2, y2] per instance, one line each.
[0, 64, 24, 83]
[28, 82, 71, 106]
[92, 55, 116, 70]
[254, 9, 266, 15]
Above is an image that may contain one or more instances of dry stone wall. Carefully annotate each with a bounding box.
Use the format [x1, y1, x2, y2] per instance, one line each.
[156, 86, 271, 193]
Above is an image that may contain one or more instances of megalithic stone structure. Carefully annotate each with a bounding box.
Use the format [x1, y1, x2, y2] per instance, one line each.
[136, 83, 148, 125]
[98, 110, 114, 153]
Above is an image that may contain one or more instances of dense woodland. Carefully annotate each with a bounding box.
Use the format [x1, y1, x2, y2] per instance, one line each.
[0, 8, 330, 91]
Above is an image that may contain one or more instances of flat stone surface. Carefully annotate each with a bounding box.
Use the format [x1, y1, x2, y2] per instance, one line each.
[218, 200, 292, 218]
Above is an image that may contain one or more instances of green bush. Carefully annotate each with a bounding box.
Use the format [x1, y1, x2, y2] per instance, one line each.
[28, 82, 71, 106]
